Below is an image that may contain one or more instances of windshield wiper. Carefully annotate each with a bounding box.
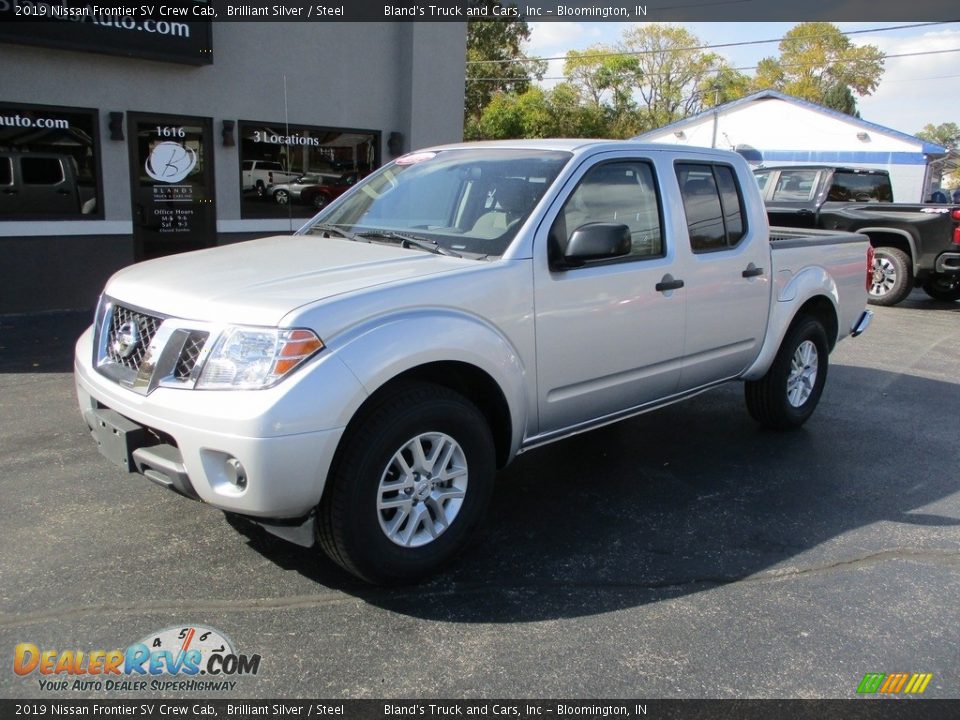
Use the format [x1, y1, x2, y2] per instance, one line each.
[307, 223, 369, 243]
[358, 230, 462, 258]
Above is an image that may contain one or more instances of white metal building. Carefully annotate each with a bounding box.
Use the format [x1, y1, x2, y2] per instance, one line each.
[635, 90, 948, 203]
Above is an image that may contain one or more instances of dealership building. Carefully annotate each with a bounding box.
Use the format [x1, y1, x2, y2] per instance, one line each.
[0, 20, 467, 314]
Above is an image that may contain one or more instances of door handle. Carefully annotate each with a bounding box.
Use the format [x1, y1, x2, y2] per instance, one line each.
[742, 264, 764, 278]
[655, 275, 685, 292]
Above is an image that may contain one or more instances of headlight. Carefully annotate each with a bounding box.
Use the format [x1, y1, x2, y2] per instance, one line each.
[196, 327, 324, 390]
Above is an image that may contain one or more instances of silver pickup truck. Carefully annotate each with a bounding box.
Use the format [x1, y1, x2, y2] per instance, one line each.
[75, 141, 872, 583]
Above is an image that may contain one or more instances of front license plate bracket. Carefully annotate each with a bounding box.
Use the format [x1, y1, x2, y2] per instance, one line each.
[89, 408, 151, 473]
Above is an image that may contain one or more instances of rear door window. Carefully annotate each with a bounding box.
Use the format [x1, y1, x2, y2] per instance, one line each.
[675, 163, 747, 253]
[771, 169, 819, 201]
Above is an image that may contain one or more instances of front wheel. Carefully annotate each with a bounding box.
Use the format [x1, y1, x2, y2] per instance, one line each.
[274, 189, 290, 205]
[318, 382, 496, 584]
[922, 275, 960, 302]
[868, 247, 913, 306]
[745, 316, 829, 430]
[311, 194, 329, 210]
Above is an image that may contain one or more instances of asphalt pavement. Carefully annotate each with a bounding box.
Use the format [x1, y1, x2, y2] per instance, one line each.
[1, 291, 958, 699]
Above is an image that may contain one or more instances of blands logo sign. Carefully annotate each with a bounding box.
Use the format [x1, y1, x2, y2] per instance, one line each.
[857, 672, 933, 695]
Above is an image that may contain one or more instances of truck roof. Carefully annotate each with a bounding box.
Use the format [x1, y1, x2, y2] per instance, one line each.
[418, 138, 746, 161]
[756, 165, 890, 176]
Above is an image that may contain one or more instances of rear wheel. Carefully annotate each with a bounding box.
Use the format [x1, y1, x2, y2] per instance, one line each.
[274, 189, 290, 205]
[311, 193, 328, 210]
[745, 316, 829, 430]
[318, 382, 496, 584]
[922, 275, 960, 302]
[868, 247, 913, 306]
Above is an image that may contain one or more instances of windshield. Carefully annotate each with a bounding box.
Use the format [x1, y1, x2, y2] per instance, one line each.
[298, 148, 571, 258]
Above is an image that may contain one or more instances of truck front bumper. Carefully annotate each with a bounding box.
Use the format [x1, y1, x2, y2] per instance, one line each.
[75, 325, 359, 525]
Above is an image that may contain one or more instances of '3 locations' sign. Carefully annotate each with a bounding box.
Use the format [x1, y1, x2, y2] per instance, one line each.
[0, 1, 212, 66]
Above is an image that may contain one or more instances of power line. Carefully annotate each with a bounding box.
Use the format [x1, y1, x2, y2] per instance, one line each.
[465, 46, 960, 82]
[466, 21, 957, 66]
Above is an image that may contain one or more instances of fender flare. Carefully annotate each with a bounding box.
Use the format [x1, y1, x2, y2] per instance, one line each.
[856, 227, 918, 267]
[327, 308, 530, 459]
[742, 266, 839, 381]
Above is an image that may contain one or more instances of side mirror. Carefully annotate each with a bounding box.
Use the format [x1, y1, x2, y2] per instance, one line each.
[562, 223, 631, 267]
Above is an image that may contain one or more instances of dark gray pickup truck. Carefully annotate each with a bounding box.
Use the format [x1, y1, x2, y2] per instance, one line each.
[754, 165, 960, 305]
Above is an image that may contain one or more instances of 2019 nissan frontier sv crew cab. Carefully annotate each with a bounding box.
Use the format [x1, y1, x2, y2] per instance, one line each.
[75, 141, 873, 584]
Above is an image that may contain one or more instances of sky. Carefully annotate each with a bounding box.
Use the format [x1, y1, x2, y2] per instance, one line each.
[523, 21, 960, 137]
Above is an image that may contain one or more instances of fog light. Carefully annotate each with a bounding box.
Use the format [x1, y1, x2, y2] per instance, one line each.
[224, 458, 247, 489]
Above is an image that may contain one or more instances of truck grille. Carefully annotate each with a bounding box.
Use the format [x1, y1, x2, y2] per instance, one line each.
[173, 331, 209, 380]
[106, 305, 162, 371]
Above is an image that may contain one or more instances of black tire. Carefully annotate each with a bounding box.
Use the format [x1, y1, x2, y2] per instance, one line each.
[921, 275, 960, 302]
[255, 180, 266, 198]
[311, 193, 328, 210]
[868, 246, 913, 307]
[745, 316, 830, 430]
[274, 189, 290, 205]
[318, 381, 496, 584]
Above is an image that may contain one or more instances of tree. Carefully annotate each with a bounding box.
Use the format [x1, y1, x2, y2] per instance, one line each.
[752, 22, 884, 115]
[701, 65, 753, 108]
[464, 3, 545, 134]
[617, 25, 746, 132]
[473, 85, 609, 140]
[917, 122, 960, 188]
[564, 46, 640, 114]
[915, 122, 960, 150]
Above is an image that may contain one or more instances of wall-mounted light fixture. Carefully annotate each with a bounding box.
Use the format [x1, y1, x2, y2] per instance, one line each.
[857, 131, 870, 142]
[388, 131, 404, 157]
[108, 112, 124, 141]
[222, 120, 235, 147]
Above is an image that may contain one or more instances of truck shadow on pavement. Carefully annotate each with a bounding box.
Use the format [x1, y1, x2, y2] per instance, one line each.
[226, 363, 960, 623]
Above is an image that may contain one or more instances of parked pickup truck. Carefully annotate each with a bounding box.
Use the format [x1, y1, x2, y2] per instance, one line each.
[754, 165, 960, 305]
[76, 141, 872, 584]
[241, 160, 301, 198]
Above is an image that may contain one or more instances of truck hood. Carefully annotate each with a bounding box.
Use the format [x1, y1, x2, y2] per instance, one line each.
[105, 235, 468, 325]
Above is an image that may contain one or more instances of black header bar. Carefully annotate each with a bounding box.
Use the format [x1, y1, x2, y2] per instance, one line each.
[0, 0, 957, 23]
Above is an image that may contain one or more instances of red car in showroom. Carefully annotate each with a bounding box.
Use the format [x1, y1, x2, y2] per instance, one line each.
[300, 171, 362, 210]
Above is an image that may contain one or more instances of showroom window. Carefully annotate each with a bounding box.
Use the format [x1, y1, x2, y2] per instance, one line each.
[237, 120, 380, 220]
[0, 102, 102, 220]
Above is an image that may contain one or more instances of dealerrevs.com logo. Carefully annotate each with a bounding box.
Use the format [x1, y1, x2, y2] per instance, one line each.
[13, 625, 261, 693]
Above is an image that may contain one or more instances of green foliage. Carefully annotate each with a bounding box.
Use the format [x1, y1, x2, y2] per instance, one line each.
[464, 2, 545, 126]
[464, 20, 888, 139]
[470, 85, 611, 140]
[915, 122, 960, 150]
[752, 22, 884, 116]
[564, 46, 641, 114]
[619, 24, 742, 131]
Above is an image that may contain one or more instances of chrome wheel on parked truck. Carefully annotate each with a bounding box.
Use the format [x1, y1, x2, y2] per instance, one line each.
[376, 432, 469, 548]
[868, 247, 913, 306]
[318, 381, 495, 584]
[745, 316, 829, 430]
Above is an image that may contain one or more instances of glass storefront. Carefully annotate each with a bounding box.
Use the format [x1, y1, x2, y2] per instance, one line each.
[0, 102, 102, 220]
[238, 120, 380, 220]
